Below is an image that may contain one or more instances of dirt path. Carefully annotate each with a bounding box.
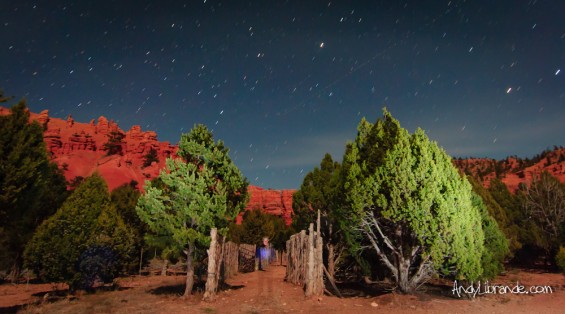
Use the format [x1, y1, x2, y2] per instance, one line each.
[188, 264, 565, 314]
[2, 265, 564, 313]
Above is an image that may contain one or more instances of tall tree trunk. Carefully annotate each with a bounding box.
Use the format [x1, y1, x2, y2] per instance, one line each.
[184, 243, 195, 297]
[397, 257, 413, 293]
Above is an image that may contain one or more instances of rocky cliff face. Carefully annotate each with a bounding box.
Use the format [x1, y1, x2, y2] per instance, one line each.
[1, 106, 296, 224]
[237, 186, 296, 226]
[7, 107, 178, 191]
[453, 147, 565, 192]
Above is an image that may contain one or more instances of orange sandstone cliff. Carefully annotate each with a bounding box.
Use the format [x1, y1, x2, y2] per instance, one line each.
[0, 106, 295, 225]
[453, 147, 565, 192]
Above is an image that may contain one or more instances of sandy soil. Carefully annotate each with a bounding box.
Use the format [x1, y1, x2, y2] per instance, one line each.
[1, 264, 564, 313]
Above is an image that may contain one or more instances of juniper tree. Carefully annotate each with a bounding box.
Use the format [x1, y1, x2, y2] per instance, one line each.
[0, 99, 68, 282]
[341, 109, 485, 293]
[136, 124, 248, 296]
[519, 171, 565, 265]
[467, 176, 520, 256]
[471, 192, 509, 279]
[111, 181, 146, 273]
[24, 174, 135, 291]
[229, 209, 275, 245]
[292, 153, 344, 277]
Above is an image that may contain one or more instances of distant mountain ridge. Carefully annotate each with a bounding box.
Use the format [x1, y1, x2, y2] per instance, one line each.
[0, 106, 295, 225]
[453, 147, 565, 192]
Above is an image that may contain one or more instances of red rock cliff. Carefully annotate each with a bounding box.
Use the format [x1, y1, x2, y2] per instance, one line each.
[453, 147, 565, 192]
[2, 107, 178, 191]
[1, 106, 296, 224]
[237, 186, 296, 226]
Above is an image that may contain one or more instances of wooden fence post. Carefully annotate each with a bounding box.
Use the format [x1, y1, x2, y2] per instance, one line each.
[222, 242, 239, 280]
[204, 228, 219, 301]
[305, 223, 315, 296]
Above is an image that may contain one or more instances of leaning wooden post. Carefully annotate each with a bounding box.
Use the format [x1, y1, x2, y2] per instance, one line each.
[204, 228, 219, 301]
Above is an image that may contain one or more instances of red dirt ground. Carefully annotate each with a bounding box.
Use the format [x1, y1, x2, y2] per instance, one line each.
[1, 264, 564, 313]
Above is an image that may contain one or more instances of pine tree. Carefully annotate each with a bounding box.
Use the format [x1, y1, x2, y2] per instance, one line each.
[0, 99, 68, 282]
[341, 109, 485, 293]
[228, 209, 275, 245]
[111, 181, 145, 273]
[292, 153, 343, 277]
[24, 174, 135, 291]
[136, 124, 248, 296]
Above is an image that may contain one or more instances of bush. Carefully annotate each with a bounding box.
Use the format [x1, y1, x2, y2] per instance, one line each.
[557, 247, 565, 274]
[78, 246, 118, 291]
[24, 174, 135, 292]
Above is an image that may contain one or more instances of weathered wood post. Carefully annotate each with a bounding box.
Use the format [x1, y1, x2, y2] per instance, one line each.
[314, 211, 324, 296]
[223, 241, 239, 280]
[305, 223, 315, 296]
[204, 228, 219, 301]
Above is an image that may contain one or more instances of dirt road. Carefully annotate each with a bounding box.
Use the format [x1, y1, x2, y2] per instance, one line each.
[2, 264, 564, 313]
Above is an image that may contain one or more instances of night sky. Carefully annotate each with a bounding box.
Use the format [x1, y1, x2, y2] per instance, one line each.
[1, 1, 563, 189]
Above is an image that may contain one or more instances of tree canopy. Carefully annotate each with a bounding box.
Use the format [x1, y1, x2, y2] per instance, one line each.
[292, 153, 341, 233]
[519, 171, 565, 264]
[136, 124, 248, 296]
[0, 98, 68, 281]
[292, 153, 345, 277]
[24, 174, 135, 291]
[340, 109, 487, 293]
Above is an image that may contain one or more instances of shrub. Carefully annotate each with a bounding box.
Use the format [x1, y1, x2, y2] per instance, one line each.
[556, 247, 565, 274]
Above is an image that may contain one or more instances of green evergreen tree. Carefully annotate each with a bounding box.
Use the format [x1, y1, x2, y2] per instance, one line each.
[142, 148, 159, 168]
[488, 179, 525, 252]
[472, 193, 509, 279]
[341, 109, 485, 293]
[228, 209, 275, 245]
[24, 174, 135, 291]
[556, 247, 565, 274]
[292, 153, 344, 277]
[467, 176, 520, 255]
[0, 99, 68, 281]
[136, 124, 248, 296]
[269, 215, 291, 253]
[111, 181, 146, 273]
[103, 131, 124, 156]
[292, 153, 340, 231]
[519, 171, 565, 266]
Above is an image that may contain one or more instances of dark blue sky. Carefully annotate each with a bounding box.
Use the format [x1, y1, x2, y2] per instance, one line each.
[1, 0, 563, 189]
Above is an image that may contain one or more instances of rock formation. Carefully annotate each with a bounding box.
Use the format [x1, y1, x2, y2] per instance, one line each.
[238, 186, 296, 225]
[453, 147, 565, 192]
[0, 106, 177, 190]
[0, 106, 296, 224]
[4, 106, 562, 225]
